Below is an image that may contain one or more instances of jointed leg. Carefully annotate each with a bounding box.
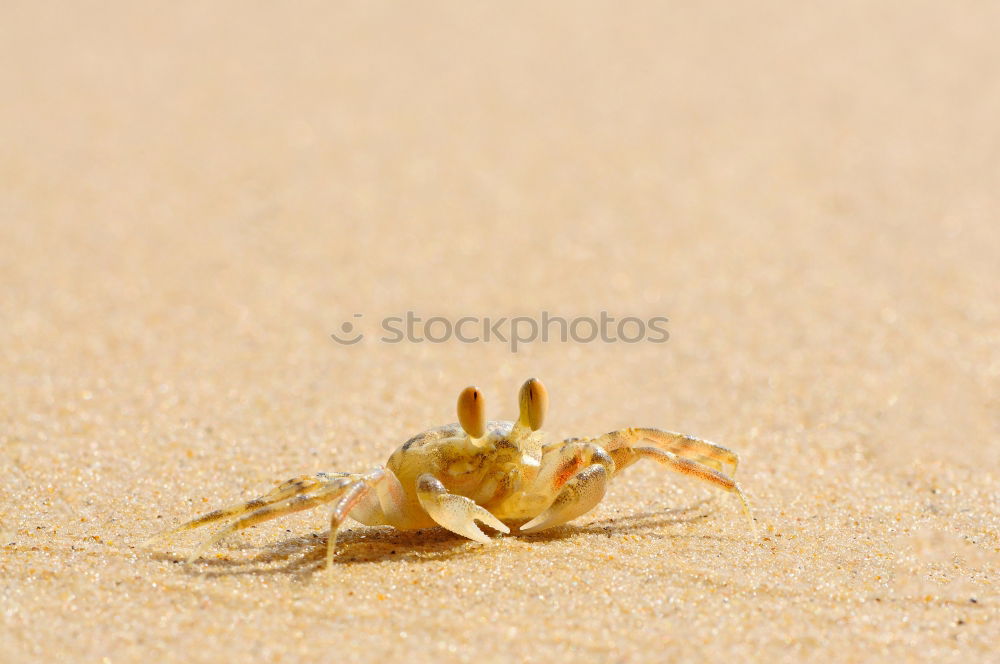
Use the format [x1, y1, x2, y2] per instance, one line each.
[168, 467, 409, 565]
[344, 466, 406, 527]
[324, 467, 407, 567]
[591, 428, 740, 475]
[187, 476, 355, 562]
[616, 445, 755, 533]
[151, 473, 343, 542]
[416, 474, 510, 544]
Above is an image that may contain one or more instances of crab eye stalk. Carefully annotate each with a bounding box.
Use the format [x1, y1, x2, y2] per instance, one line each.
[517, 378, 548, 431]
[457, 386, 486, 439]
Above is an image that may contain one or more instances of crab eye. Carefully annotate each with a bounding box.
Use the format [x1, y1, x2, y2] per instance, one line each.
[518, 378, 548, 431]
[457, 386, 486, 438]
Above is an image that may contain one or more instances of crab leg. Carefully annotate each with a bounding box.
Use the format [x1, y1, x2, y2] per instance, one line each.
[324, 482, 373, 567]
[324, 467, 407, 567]
[343, 466, 407, 528]
[416, 474, 510, 544]
[187, 476, 356, 562]
[592, 428, 740, 475]
[615, 445, 755, 534]
[150, 473, 345, 542]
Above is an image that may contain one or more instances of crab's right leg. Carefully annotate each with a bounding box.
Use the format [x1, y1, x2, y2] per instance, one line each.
[416, 474, 510, 544]
[188, 475, 357, 562]
[150, 472, 346, 542]
[323, 467, 408, 567]
[183, 467, 397, 562]
[345, 466, 406, 527]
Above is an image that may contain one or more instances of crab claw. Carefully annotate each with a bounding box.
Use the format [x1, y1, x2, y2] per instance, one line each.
[457, 386, 486, 439]
[519, 464, 609, 533]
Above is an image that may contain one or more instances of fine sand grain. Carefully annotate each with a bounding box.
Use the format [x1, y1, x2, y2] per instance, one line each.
[2, 2, 999, 662]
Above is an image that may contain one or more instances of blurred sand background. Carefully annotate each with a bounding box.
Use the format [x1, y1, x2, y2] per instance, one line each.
[2, 1, 999, 662]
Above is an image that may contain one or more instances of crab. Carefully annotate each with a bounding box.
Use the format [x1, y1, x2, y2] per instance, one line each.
[157, 378, 754, 567]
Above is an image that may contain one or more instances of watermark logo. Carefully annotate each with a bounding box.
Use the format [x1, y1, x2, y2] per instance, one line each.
[331, 311, 668, 353]
[329, 313, 364, 345]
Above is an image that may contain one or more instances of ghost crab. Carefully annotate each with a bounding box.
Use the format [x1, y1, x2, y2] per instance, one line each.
[158, 379, 754, 567]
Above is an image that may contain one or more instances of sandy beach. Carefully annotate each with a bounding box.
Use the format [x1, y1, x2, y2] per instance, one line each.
[2, 2, 998, 662]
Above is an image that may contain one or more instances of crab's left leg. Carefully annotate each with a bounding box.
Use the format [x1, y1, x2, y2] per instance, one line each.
[590, 428, 740, 475]
[611, 445, 755, 533]
[416, 474, 510, 544]
[519, 442, 616, 534]
[586, 429, 753, 529]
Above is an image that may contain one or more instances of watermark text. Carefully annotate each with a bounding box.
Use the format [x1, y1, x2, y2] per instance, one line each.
[331, 311, 669, 352]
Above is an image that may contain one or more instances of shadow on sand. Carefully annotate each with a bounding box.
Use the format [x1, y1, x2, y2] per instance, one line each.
[149, 499, 717, 580]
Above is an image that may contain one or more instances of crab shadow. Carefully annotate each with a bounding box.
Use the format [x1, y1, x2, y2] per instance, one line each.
[152, 500, 717, 580]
